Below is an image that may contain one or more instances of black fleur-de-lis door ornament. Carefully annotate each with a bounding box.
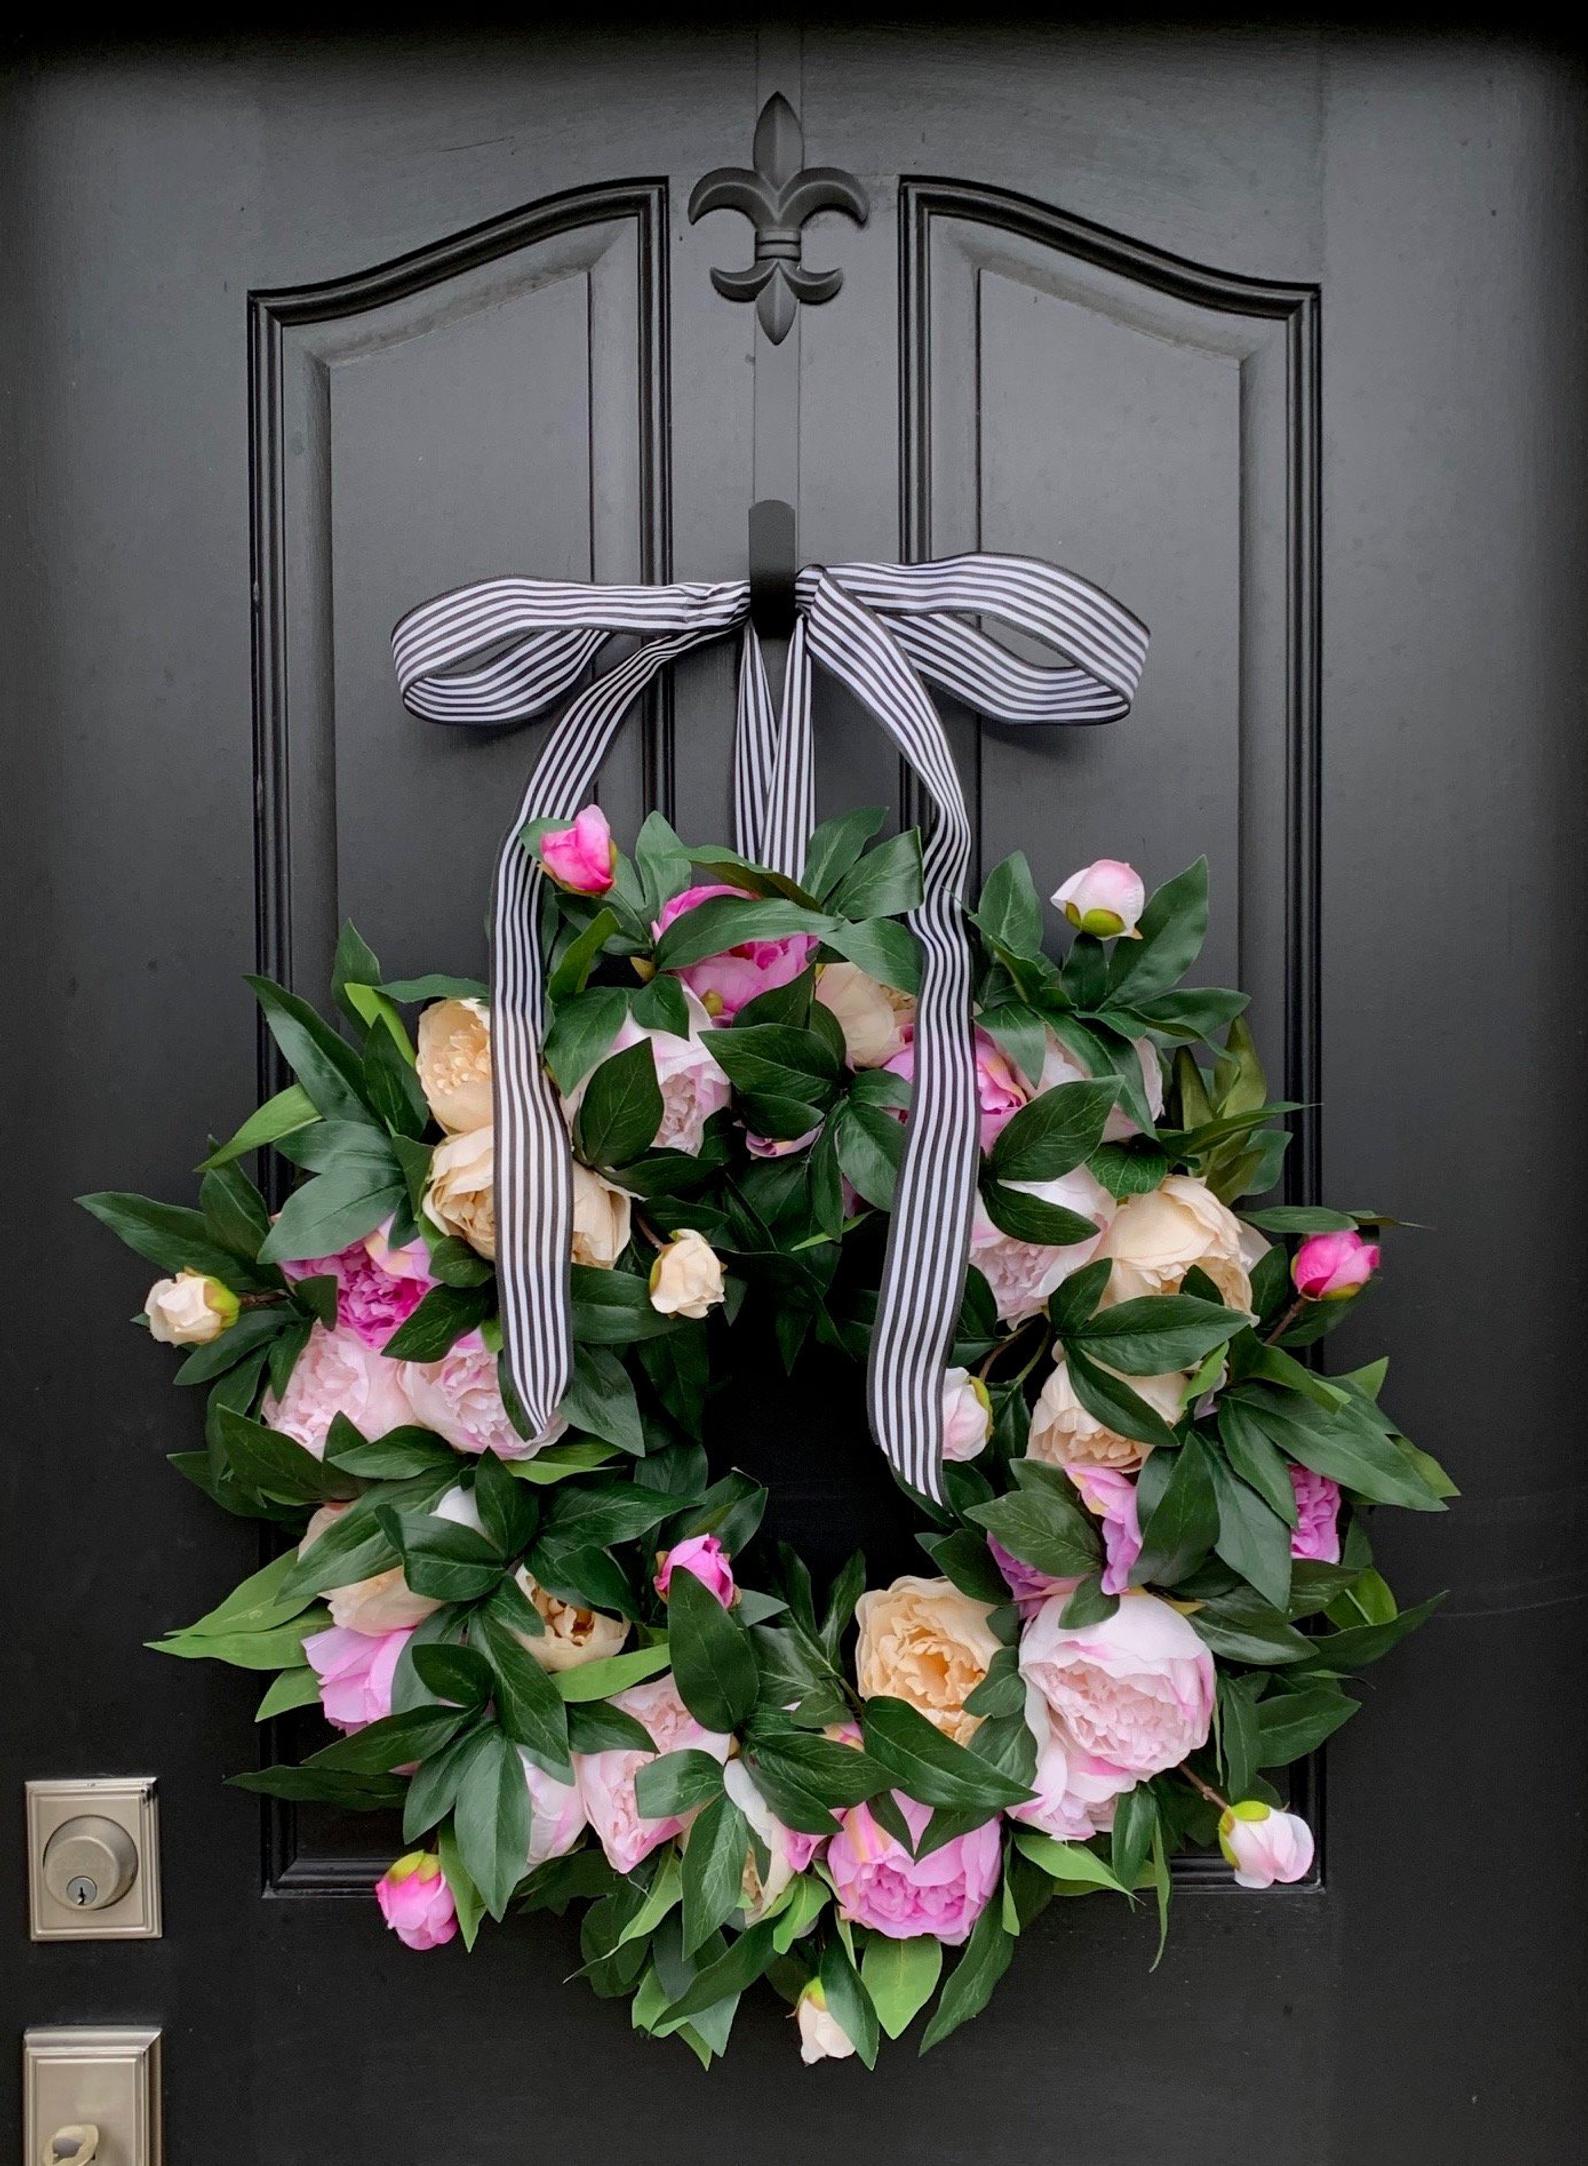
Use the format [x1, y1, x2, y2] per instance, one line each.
[688, 93, 869, 344]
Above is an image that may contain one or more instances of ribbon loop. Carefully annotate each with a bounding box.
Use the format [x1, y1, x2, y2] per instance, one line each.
[393, 553, 1147, 1500]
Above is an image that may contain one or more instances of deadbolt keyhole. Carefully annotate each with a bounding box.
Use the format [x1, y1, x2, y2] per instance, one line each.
[66, 1877, 98, 1907]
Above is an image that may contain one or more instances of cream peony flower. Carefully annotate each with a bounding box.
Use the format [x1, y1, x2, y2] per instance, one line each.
[512, 1568, 630, 1672]
[648, 1228, 725, 1318]
[571, 1163, 632, 1269]
[144, 1270, 239, 1346]
[854, 1574, 1002, 1746]
[416, 997, 492, 1134]
[814, 962, 914, 1067]
[1098, 1174, 1253, 1312]
[299, 1502, 440, 1634]
[1027, 1356, 1186, 1474]
[423, 1126, 495, 1258]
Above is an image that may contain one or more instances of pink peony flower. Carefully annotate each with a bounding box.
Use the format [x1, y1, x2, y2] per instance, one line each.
[574, 1674, 732, 1873]
[564, 988, 729, 1156]
[398, 1341, 562, 1460]
[304, 1623, 412, 1732]
[1051, 858, 1146, 938]
[745, 1126, 821, 1159]
[654, 883, 815, 1020]
[1218, 1801, 1314, 1888]
[941, 1367, 993, 1463]
[1038, 1028, 1165, 1145]
[967, 1166, 1114, 1324]
[518, 1749, 590, 1868]
[1066, 1465, 1143, 1597]
[262, 1323, 415, 1456]
[1019, 1590, 1214, 1781]
[280, 1220, 435, 1349]
[1009, 1688, 1137, 1841]
[987, 1535, 1080, 1611]
[828, 1792, 1001, 1947]
[883, 1025, 1029, 1154]
[375, 1851, 458, 1950]
[1288, 1464, 1343, 1563]
[655, 1532, 735, 1607]
[1292, 1228, 1379, 1301]
[540, 804, 616, 894]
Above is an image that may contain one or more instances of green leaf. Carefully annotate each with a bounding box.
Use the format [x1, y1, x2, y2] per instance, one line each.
[551, 1643, 672, 1702]
[711, 1022, 842, 1103]
[213, 1407, 352, 1506]
[1254, 1684, 1359, 1765]
[452, 1726, 533, 1920]
[383, 1509, 505, 1603]
[437, 1820, 486, 1949]
[543, 1479, 676, 1549]
[473, 1450, 539, 1559]
[681, 1792, 750, 1956]
[403, 1727, 496, 1843]
[546, 906, 620, 1001]
[819, 915, 922, 995]
[77, 1192, 275, 1289]
[833, 1097, 905, 1212]
[230, 1766, 404, 1808]
[1058, 1576, 1119, 1628]
[544, 987, 628, 1096]
[977, 1001, 1049, 1093]
[1069, 1293, 1247, 1375]
[1188, 1586, 1312, 1666]
[967, 1476, 1100, 1581]
[200, 1158, 270, 1259]
[977, 1178, 1101, 1246]
[309, 1704, 467, 1773]
[247, 973, 374, 1124]
[322, 1422, 457, 1481]
[1133, 1432, 1218, 1587]
[472, 1604, 573, 1774]
[862, 1933, 943, 2040]
[634, 1749, 727, 1819]
[380, 1281, 492, 1361]
[1110, 1783, 1159, 1893]
[1238, 1205, 1358, 1235]
[989, 1080, 1120, 1183]
[560, 1346, 646, 1456]
[1217, 1674, 1262, 1797]
[918, 1901, 1015, 2053]
[654, 897, 835, 973]
[919, 1529, 1012, 1605]
[819, 1938, 881, 2068]
[975, 852, 1044, 959]
[411, 1643, 494, 1711]
[198, 1084, 320, 1171]
[151, 1609, 327, 1670]
[1208, 1450, 1294, 1610]
[169, 1307, 289, 1387]
[859, 1697, 1032, 1811]
[1108, 858, 1209, 1007]
[802, 805, 886, 900]
[569, 1265, 683, 1344]
[1064, 1349, 1182, 1451]
[258, 1162, 404, 1265]
[1216, 1405, 1300, 1524]
[573, 1040, 664, 1171]
[1291, 1592, 1446, 1673]
[826, 829, 923, 921]
[659, 1921, 776, 2023]
[254, 1666, 323, 1720]
[1224, 1385, 1445, 1513]
[667, 1567, 758, 1732]
[1012, 1831, 1132, 1896]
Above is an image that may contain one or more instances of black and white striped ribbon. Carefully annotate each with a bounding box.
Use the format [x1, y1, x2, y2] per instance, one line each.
[393, 555, 1148, 1503]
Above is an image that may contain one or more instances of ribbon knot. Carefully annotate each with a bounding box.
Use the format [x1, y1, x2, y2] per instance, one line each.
[393, 554, 1148, 1502]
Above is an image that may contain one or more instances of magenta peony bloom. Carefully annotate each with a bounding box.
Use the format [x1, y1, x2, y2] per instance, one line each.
[375, 1851, 458, 1950]
[882, 1025, 1028, 1154]
[540, 804, 616, 894]
[304, 1623, 412, 1732]
[828, 1792, 1001, 1946]
[1291, 1227, 1379, 1301]
[654, 883, 815, 1019]
[280, 1220, 434, 1349]
[1066, 1464, 1143, 1597]
[655, 1532, 735, 1607]
[1288, 1464, 1342, 1562]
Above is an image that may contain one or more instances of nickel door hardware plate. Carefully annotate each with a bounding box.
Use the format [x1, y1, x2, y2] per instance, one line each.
[26, 1779, 162, 1941]
[23, 2027, 162, 2166]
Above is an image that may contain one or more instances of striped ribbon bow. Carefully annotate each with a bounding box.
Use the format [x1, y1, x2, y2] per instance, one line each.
[392, 555, 1148, 1503]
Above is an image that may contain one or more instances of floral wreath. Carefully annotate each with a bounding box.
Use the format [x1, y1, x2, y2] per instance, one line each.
[83, 812, 1449, 2067]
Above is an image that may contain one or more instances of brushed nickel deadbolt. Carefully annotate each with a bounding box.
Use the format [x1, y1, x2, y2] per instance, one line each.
[26, 1780, 161, 1940]
[42, 1817, 139, 1913]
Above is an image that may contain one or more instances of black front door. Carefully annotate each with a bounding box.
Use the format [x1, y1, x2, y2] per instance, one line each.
[5, 21, 1584, 2164]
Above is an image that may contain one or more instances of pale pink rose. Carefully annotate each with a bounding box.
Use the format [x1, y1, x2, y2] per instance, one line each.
[1292, 1228, 1379, 1300]
[941, 1367, 993, 1463]
[1019, 1590, 1214, 1780]
[1051, 858, 1146, 938]
[654, 882, 816, 1020]
[574, 1674, 731, 1873]
[1009, 1688, 1137, 1841]
[968, 1166, 1114, 1323]
[1218, 1801, 1314, 1888]
[398, 1342, 563, 1460]
[564, 987, 729, 1156]
[1038, 1028, 1165, 1144]
[518, 1749, 590, 1868]
[1067, 1465, 1143, 1597]
[987, 1535, 1081, 1612]
[540, 803, 616, 894]
[1288, 1465, 1342, 1562]
[280, 1219, 436, 1349]
[883, 1025, 1028, 1154]
[828, 1792, 1000, 1947]
[375, 1851, 458, 1950]
[261, 1323, 415, 1457]
[304, 1623, 412, 1732]
[655, 1532, 735, 1607]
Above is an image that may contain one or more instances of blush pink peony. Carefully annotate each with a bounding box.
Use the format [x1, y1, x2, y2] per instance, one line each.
[967, 1166, 1114, 1323]
[1067, 1464, 1144, 1597]
[304, 1623, 412, 1732]
[1218, 1801, 1314, 1888]
[883, 1025, 1028, 1153]
[654, 882, 815, 1019]
[828, 1792, 1001, 1946]
[1019, 1590, 1214, 1780]
[375, 1851, 458, 1950]
[398, 1341, 563, 1460]
[262, 1323, 415, 1456]
[565, 988, 729, 1156]
[574, 1673, 732, 1873]
[1009, 1687, 1138, 1841]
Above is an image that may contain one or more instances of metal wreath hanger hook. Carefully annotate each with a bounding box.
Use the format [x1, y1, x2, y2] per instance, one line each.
[748, 499, 798, 639]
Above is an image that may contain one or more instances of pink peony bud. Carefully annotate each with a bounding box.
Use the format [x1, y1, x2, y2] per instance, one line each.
[1217, 1801, 1315, 1889]
[375, 1851, 458, 1950]
[655, 1532, 736, 1608]
[540, 804, 617, 894]
[1291, 1228, 1379, 1301]
[941, 1367, 993, 1462]
[1051, 859, 1146, 938]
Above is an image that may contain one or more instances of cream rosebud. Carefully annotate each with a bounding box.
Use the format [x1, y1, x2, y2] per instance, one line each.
[813, 961, 914, 1067]
[571, 1163, 632, 1269]
[796, 1982, 857, 2066]
[422, 1127, 495, 1258]
[415, 997, 492, 1134]
[1051, 858, 1146, 938]
[144, 1269, 240, 1346]
[854, 1574, 1001, 1745]
[648, 1228, 725, 1318]
[941, 1367, 993, 1462]
[1218, 1801, 1315, 1888]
